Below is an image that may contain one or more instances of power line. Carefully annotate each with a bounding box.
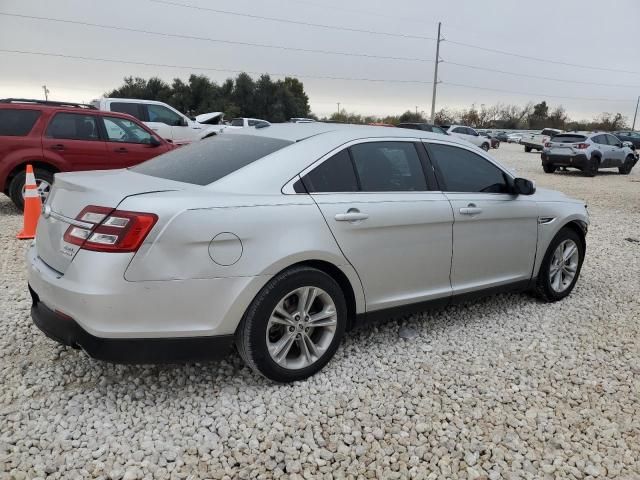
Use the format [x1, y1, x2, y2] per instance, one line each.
[443, 82, 631, 103]
[445, 39, 640, 75]
[149, 0, 436, 41]
[0, 48, 433, 85]
[445, 61, 640, 88]
[0, 12, 433, 63]
[1, 48, 631, 105]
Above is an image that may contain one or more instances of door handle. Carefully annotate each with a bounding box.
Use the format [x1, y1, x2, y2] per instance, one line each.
[50, 144, 64, 151]
[114, 147, 128, 153]
[335, 209, 369, 222]
[459, 203, 482, 215]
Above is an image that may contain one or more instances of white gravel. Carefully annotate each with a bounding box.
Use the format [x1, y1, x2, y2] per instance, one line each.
[1, 143, 639, 479]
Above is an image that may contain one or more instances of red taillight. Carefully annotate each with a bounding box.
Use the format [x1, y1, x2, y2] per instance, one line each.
[63, 205, 158, 253]
[574, 143, 589, 149]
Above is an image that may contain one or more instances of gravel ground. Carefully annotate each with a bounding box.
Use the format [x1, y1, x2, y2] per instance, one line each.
[1, 143, 639, 479]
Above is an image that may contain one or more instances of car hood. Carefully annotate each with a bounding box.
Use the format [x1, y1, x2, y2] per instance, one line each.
[532, 187, 584, 204]
[195, 112, 224, 125]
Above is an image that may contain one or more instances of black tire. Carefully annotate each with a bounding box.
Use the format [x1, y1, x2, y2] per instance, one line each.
[8, 167, 54, 211]
[481, 143, 490, 151]
[236, 266, 347, 382]
[584, 156, 599, 177]
[543, 164, 557, 173]
[493, 141, 500, 149]
[619, 155, 635, 175]
[533, 227, 585, 303]
[524, 146, 532, 153]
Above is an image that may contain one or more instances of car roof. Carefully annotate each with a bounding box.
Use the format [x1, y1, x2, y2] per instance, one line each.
[220, 122, 462, 143]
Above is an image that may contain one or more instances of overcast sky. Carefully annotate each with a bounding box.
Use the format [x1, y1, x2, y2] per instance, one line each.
[1, 0, 638, 121]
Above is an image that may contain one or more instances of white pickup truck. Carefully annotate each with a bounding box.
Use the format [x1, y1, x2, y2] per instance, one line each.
[91, 98, 226, 145]
[520, 128, 563, 152]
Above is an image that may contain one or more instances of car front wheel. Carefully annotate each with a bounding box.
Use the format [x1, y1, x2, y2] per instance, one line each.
[481, 143, 490, 151]
[236, 266, 347, 382]
[619, 155, 635, 175]
[534, 227, 584, 302]
[543, 164, 556, 173]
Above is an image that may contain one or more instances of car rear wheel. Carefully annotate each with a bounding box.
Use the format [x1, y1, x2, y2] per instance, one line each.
[584, 156, 599, 177]
[524, 146, 532, 153]
[534, 227, 584, 302]
[236, 266, 347, 382]
[619, 155, 635, 175]
[543, 164, 556, 173]
[9, 168, 54, 211]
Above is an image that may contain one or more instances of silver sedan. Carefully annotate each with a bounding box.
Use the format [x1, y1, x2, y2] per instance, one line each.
[28, 124, 589, 382]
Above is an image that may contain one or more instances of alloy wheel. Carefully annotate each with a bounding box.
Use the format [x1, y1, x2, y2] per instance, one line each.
[22, 179, 51, 203]
[548, 239, 579, 293]
[266, 286, 337, 370]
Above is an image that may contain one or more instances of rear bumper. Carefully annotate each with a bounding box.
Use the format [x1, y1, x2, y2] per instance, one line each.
[30, 285, 234, 363]
[521, 141, 542, 149]
[541, 152, 589, 168]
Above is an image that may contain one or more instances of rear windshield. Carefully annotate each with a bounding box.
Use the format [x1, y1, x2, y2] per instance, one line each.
[0, 109, 41, 136]
[131, 134, 293, 185]
[552, 134, 587, 143]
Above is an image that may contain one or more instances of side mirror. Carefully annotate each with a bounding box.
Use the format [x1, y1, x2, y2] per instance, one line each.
[148, 136, 161, 147]
[513, 177, 535, 195]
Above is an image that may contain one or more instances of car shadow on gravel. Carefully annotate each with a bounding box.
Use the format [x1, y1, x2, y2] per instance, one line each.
[36, 290, 541, 391]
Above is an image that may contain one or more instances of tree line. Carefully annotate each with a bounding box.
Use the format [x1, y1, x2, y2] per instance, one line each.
[106, 73, 311, 123]
[328, 102, 628, 131]
[106, 74, 629, 131]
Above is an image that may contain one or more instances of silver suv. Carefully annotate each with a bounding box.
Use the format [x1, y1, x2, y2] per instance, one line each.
[542, 132, 637, 176]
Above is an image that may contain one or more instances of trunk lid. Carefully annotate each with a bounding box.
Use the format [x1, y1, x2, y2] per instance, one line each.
[36, 169, 184, 273]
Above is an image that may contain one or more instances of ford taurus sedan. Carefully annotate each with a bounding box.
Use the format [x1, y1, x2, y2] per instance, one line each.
[28, 124, 589, 382]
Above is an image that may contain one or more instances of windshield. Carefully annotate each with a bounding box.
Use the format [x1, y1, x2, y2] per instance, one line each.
[131, 134, 293, 185]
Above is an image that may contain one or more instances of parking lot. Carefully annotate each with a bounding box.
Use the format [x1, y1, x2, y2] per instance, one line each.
[1, 142, 638, 479]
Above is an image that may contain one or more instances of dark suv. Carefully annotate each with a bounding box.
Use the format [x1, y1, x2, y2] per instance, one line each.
[0, 99, 173, 209]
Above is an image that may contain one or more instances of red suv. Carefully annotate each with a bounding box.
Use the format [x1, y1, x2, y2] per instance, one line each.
[0, 99, 173, 209]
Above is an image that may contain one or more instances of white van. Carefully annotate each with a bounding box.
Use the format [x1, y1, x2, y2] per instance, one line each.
[91, 98, 225, 145]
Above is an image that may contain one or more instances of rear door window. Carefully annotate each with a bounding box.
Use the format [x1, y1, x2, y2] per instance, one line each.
[0, 109, 41, 136]
[131, 133, 292, 185]
[45, 113, 100, 141]
[110, 102, 146, 121]
[350, 142, 427, 192]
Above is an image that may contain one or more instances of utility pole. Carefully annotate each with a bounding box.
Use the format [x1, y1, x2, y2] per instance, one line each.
[633, 96, 639, 131]
[415, 106, 418, 116]
[337, 102, 341, 117]
[42, 85, 49, 101]
[430, 22, 442, 124]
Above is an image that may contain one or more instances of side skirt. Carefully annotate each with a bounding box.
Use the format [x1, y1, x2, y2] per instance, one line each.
[352, 279, 531, 329]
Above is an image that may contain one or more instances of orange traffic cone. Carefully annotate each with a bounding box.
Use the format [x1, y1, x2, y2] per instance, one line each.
[17, 165, 42, 240]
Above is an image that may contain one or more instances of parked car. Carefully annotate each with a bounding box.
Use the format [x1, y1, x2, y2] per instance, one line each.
[28, 123, 589, 382]
[493, 131, 510, 142]
[541, 132, 637, 176]
[397, 123, 449, 134]
[228, 118, 271, 128]
[612, 130, 640, 150]
[91, 98, 225, 145]
[479, 131, 500, 149]
[446, 125, 491, 151]
[507, 133, 523, 143]
[0, 98, 173, 209]
[521, 128, 563, 152]
[289, 118, 317, 123]
[367, 123, 395, 127]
